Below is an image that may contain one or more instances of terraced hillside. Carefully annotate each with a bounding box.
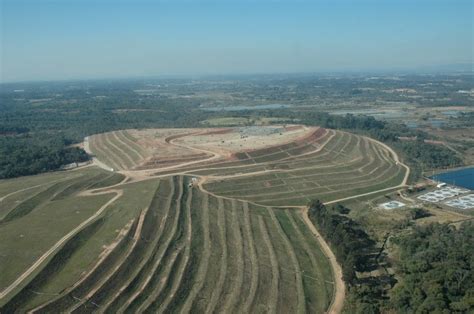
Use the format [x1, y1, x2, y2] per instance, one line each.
[142, 128, 408, 207]
[1, 175, 334, 313]
[199, 130, 407, 206]
[1, 125, 409, 312]
[87, 130, 150, 170]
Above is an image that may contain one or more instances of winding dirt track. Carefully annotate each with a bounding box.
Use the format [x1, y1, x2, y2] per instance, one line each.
[301, 207, 345, 314]
[367, 136, 410, 186]
[0, 172, 88, 204]
[0, 184, 47, 203]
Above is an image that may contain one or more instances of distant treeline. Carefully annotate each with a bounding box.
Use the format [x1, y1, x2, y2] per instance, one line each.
[454, 112, 474, 128]
[0, 126, 29, 135]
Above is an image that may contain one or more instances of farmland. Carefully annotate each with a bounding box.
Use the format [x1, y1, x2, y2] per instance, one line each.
[0, 125, 410, 312]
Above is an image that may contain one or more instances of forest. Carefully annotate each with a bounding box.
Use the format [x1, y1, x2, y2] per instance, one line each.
[0, 135, 89, 178]
[391, 222, 474, 312]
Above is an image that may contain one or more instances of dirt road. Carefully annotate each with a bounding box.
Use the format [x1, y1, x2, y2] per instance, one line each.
[0, 190, 123, 301]
[366, 136, 410, 186]
[301, 207, 345, 314]
[0, 176, 85, 203]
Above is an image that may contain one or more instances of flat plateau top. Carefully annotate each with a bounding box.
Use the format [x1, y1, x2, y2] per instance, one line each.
[87, 125, 317, 172]
[131, 124, 313, 157]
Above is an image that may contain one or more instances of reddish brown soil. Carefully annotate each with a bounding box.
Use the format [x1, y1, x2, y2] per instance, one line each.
[284, 125, 304, 132]
[164, 132, 199, 144]
[201, 128, 233, 136]
[295, 127, 327, 145]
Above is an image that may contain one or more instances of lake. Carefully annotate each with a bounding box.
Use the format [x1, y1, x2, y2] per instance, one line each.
[430, 167, 474, 190]
[428, 118, 446, 128]
[201, 104, 292, 111]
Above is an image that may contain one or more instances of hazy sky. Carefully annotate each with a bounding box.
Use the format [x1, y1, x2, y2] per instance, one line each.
[1, 0, 472, 82]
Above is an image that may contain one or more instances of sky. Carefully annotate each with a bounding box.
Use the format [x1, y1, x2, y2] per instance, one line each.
[1, 0, 472, 82]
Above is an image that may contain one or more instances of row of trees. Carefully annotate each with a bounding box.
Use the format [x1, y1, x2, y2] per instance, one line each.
[308, 200, 376, 283]
[307, 200, 390, 313]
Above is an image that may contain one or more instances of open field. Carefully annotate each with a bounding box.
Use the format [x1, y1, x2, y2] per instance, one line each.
[1, 125, 410, 312]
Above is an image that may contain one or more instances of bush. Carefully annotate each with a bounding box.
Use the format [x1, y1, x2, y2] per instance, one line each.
[407, 208, 431, 220]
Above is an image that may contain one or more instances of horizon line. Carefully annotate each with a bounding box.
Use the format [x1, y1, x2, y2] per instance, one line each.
[1, 64, 473, 85]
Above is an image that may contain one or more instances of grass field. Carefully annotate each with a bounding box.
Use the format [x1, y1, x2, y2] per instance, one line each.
[1, 125, 409, 312]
